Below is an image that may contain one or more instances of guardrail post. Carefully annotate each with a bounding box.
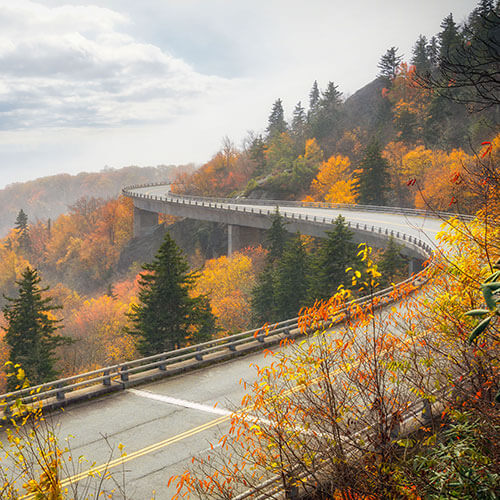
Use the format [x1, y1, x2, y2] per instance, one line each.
[120, 365, 129, 382]
[56, 382, 66, 401]
[103, 370, 111, 386]
[158, 356, 167, 371]
[228, 342, 237, 352]
[195, 347, 203, 361]
[257, 333, 265, 343]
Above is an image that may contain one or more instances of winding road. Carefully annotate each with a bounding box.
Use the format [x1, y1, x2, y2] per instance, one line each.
[10, 186, 456, 499]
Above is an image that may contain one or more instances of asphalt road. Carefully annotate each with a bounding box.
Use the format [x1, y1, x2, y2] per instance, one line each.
[10, 191, 448, 499]
[43, 343, 299, 499]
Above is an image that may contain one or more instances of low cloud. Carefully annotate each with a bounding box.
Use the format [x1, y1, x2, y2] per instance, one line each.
[0, 0, 233, 129]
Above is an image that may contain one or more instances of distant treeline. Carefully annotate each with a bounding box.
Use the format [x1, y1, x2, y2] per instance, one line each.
[0, 164, 194, 237]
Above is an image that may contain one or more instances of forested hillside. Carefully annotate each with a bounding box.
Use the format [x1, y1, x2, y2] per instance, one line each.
[0, 163, 193, 237]
[0, 1, 497, 392]
[173, 4, 498, 216]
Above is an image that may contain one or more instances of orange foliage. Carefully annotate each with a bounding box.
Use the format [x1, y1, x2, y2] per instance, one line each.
[61, 294, 137, 375]
[414, 148, 475, 211]
[172, 144, 254, 197]
[383, 63, 431, 144]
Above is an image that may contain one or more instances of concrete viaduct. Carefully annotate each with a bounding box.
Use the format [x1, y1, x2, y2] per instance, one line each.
[123, 183, 443, 272]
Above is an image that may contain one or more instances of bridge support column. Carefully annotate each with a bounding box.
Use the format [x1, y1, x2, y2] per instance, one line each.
[133, 206, 159, 238]
[228, 225, 266, 255]
[228, 224, 240, 255]
[409, 258, 424, 276]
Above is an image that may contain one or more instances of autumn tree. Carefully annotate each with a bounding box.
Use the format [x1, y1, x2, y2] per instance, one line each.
[306, 154, 358, 204]
[357, 141, 390, 205]
[126, 233, 216, 356]
[3, 267, 68, 389]
[193, 250, 264, 333]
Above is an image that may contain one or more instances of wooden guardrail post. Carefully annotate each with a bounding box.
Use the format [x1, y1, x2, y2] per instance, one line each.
[195, 347, 203, 361]
[103, 370, 111, 386]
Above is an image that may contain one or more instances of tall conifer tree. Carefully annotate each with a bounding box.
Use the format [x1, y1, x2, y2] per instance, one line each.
[308, 216, 359, 302]
[266, 99, 287, 139]
[357, 141, 390, 205]
[3, 267, 66, 389]
[378, 47, 403, 81]
[274, 234, 310, 319]
[127, 233, 215, 356]
[15, 209, 30, 251]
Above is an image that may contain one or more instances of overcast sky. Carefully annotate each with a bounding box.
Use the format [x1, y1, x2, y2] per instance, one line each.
[0, 0, 478, 188]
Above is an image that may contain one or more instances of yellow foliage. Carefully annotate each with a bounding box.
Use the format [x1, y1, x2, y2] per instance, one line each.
[308, 154, 358, 204]
[192, 251, 259, 334]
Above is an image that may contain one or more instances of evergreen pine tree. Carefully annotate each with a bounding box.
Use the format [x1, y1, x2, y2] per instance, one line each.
[439, 13, 463, 65]
[378, 236, 407, 287]
[15, 209, 30, 251]
[251, 209, 289, 324]
[321, 81, 342, 109]
[126, 233, 215, 356]
[308, 216, 359, 302]
[310, 81, 343, 142]
[357, 141, 390, 205]
[412, 35, 431, 73]
[3, 267, 67, 389]
[426, 36, 440, 70]
[309, 80, 320, 113]
[291, 101, 307, 150]
[378, 47, 403, 81]
[251, 264, 278, 325]
[248, 135, 267, 177]
[266, 99, 287, 138]
[274, 234, 310, 319]
[266, 209, 288, 263]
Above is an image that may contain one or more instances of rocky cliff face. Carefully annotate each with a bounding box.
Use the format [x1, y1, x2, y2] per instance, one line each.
[118, 218, 228, 271]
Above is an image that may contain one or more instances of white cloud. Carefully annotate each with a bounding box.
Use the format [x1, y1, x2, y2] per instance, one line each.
[0, 0, 234, 129]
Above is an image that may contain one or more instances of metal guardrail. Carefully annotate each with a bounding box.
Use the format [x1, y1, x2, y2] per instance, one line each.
[122, 182, 474, 221]
[0, 254, 431, 414]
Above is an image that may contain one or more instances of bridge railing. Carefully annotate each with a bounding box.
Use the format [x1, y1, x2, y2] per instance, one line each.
[0, 260, 431, 416]
[124, 184, 442, 261]
[122, 183, 474, 221]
